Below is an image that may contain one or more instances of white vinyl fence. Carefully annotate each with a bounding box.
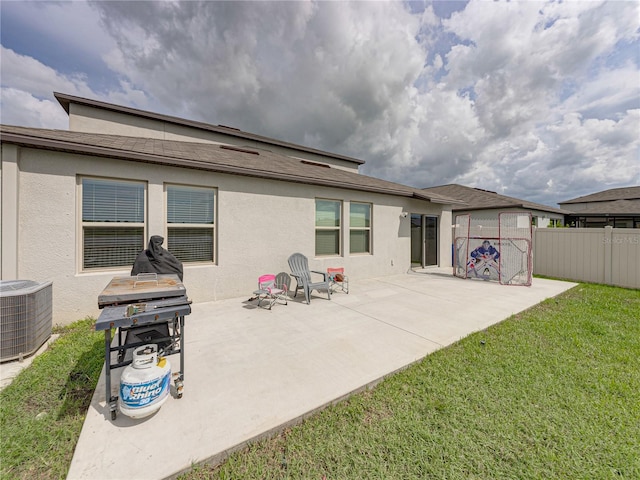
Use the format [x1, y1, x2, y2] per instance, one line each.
[533, 227, 640, 289]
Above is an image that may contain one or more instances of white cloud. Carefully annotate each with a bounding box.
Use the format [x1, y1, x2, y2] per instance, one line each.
[93, 1, 426, 147]
[0, 46, 99, 128]
[0, 0, 638, 207]
[546, 110, 640, 181]
[0, 87, 68, 129]
[560, 64, 640, 119]
[3, 0, 115, 58]
[1, 47, 86, 99]
[429, 0, 640, 204]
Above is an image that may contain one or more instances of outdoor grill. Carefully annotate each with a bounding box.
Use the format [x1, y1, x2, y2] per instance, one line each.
[95, 273, 191, 420]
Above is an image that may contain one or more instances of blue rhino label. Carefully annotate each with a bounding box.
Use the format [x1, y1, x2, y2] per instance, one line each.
[120, 372, 170, 408]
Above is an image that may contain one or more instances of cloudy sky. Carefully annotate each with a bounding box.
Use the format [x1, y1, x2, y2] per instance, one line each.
[1, 0, 638, 207]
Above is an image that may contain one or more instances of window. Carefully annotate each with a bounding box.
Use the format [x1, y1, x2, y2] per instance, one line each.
[350, 202, 371, 254]
[167, 185, 215, 263]
[81, 177, 145, 270]
[315, 199, 341, 256]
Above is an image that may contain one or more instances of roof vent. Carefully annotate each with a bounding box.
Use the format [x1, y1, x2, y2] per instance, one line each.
[301, 160, 330, 168]
[217, 125, 241, 131]
[474, 187, 497, 194]
[220, 145, 259, 155]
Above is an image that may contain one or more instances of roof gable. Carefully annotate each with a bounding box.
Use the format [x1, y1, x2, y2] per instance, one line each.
[54, 92, 365, 166]
[559, 186, 640, 204]
[422, 184, 568, 215]
[562, 199, 640, 215]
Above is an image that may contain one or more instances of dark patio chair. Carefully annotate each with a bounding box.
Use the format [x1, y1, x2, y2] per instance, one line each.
[287, 253, 331, 305]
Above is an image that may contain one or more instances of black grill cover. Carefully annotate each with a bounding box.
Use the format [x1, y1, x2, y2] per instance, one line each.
[131, 235, 184, 281]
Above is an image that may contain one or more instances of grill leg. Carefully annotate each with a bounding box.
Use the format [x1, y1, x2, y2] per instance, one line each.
[105, 328, 118, 420]
[175, 315, 185, 398]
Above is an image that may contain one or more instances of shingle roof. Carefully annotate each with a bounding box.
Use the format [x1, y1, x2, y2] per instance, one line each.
[421, 184, 569, 215]
[54, 92, 365, 166]
[0, 124, 464, 205]
[558, 186, 640, 204]
[562, 199, 640, 215]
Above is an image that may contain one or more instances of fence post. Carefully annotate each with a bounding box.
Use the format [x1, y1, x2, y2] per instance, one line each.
[604, 226, 613, 285]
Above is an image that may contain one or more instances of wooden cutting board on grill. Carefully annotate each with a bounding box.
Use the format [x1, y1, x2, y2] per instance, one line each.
[98, 274, 186, 307]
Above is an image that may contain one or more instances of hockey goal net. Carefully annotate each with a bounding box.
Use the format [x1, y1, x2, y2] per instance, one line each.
[454, 212, 532, 286]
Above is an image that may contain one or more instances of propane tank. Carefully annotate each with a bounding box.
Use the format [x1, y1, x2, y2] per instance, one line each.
[119, 344, 171, 419]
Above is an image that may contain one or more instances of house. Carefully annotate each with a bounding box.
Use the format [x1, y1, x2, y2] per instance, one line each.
[558, 186, 640, 228]
[1, 92, 463, 325]
[421, 184, 569, 227]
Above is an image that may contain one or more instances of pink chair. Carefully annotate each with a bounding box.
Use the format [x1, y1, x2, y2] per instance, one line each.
[253, 274, 288, 309]
[327, 267, 349, 294]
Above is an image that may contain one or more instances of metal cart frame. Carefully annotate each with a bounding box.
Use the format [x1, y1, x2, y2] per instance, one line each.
[95, 274, 191, 420]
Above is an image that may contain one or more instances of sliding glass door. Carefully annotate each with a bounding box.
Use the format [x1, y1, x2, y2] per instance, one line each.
[410, 214, 438, 267]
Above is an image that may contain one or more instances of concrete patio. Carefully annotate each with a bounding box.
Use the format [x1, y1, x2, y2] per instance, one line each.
[66, 270, 576, 480]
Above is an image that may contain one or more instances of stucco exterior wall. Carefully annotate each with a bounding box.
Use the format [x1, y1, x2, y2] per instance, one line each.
[1, 145, 20, 278]
[6, 146, 448, 325]
[68, 104, 361, 172]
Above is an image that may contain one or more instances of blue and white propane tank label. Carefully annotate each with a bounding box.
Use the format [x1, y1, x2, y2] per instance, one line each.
[120, 372, 170, 408]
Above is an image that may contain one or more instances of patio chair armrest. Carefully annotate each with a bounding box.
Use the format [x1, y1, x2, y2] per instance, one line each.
[311, 270, 329, 281]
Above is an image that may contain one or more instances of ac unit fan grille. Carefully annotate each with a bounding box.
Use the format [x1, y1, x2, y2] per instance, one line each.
[1, 281, 53, 363]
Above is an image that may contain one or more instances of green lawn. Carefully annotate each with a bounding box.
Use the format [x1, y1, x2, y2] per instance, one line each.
[1, 284, 638, 480]
[0, 319, 103, 480]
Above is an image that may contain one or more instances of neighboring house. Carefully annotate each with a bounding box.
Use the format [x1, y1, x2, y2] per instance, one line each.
[421, 184, 569, 228]
[558, 186, 640, 228]
[1, 92, 463, 325]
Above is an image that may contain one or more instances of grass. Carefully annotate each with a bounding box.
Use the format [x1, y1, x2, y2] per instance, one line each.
[0, 319, 103, 480]
[0, 284, 638, 479]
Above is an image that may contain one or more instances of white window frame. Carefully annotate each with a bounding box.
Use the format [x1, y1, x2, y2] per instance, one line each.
[78, 176, 147, 272]
[315, 198, 342, 257]
[165, 184, 216, 264]
[349, 202, 372, 255]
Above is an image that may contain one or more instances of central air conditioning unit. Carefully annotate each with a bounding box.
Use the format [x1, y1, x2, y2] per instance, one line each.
[1, 280, 53, 363]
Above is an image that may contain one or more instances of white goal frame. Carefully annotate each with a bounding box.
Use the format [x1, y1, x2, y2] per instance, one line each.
[454, 212, 533, 286]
